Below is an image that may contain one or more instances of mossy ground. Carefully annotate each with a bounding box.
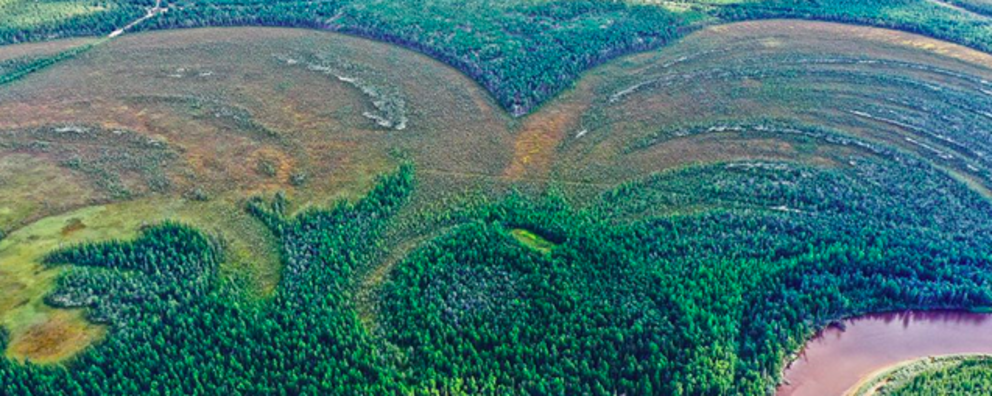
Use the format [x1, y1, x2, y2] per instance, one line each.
[510, 229, 557, 254]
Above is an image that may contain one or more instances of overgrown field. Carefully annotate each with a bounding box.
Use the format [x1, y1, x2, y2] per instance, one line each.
[0, 19, 991, 395]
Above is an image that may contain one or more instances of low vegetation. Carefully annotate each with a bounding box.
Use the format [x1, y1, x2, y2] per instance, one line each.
[0, 125, 176, 199]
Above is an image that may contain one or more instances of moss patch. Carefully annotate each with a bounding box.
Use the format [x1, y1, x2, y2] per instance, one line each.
[510, 228, 557, 254]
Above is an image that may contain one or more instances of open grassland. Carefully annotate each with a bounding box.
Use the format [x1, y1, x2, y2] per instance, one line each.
[510, 228, 558, 254]
[0, 20, 990, 392]
[0, 39, 96, 86]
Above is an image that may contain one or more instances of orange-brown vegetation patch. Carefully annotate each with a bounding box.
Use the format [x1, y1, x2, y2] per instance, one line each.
[7, 309, 106, 364]
[503, 88, 590, 180]
[60, 218, 86, 236]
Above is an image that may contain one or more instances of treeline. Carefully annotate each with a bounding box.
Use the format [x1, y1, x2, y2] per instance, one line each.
[0, 44, 92, 86]
[600, 158, 992, 393]
[945, 0, 992, 17]
[381, 201, 688, 394]
[378, 156, 992, 393]
[138, 0, 682, 115]
[43, 222, 221, 324]
[715, 0, 992, 53]
[381, 155, 992, 394]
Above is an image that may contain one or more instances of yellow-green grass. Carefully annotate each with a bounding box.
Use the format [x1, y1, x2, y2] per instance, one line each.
[0, 195, 284, 363]
[510, 229, 557, 254]
[0, 0, 107, 30]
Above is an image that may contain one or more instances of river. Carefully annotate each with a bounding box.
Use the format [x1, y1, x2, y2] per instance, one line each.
[777, 310, 992, 396]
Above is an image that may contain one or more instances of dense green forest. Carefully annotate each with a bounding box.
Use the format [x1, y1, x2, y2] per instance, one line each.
[945, 0, 992, 17]
[2, 0, 990, 113]
[3, 152, 991, 393]
[1, 0, 683, 114]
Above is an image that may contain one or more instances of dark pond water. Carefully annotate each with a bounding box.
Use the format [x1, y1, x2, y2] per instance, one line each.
[777, 310, 992, 396]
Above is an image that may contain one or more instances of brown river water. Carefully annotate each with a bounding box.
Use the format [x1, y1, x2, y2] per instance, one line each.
[777, 310, 992, 396]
